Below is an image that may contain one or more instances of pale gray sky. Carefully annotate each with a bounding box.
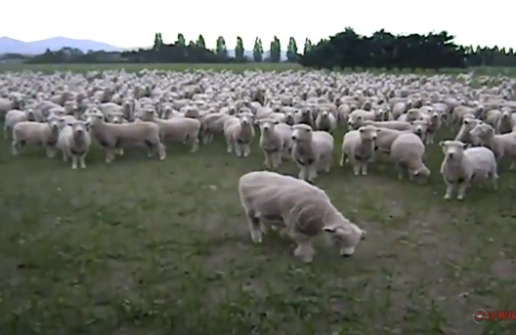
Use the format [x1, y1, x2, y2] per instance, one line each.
[2, 0, 514, 49]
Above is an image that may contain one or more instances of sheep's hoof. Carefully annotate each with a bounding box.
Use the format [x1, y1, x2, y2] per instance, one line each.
[72, 165, 77, 169]
[457, 195, 464, 200]
[443, 194, 451, 200]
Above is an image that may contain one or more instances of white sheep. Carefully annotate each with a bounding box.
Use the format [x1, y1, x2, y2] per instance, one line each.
[140, 110, 200, 152]
[256, 119, 293, 169]
[315, 110, 337, 133]
[11, 118, 62, 158]
[347, 110, 375, 129]
[390, 133, 430, 181]
[439, 140, 498, 200]
[238, 170, 366, 262]
[57, 120, 92, 169]
[291, 124, 334, 183]
[223, 112, 255, 157]
[201, 113, 232, 144]
[4, 109, 38, 139]
[361, 120, 412, 131]
[85, 110, 166, 163]
[469, 122, 516, 169]
[455, 117, 482, 147]
[340, 125, 378, 176]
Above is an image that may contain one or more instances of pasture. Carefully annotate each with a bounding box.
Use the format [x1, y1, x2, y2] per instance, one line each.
[0, 64, 515, 335]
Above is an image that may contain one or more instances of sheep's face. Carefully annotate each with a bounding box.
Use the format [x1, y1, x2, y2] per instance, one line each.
[85, 112, 103, 124]
[237, 113, 252, 126]
[291, 124, 312, 141]
[410, 120, 428, 137]
[323, 222, 366, 257]
[108, 114, 124, 124]
[69, 121, 90, 137]
[347, 114, 361, 130]
[320, 110, 329, 119]
[258, 119, 278, 133]
[469, 122, 492, 138]
[26, 109, 36, 122]
[440, 140, 467, 161]
[285, 112, 295, 126]
[48, 118, 61, 132]
[501, 111, 511, 120]
[358, 125, 377, 141]
[406, 109, 421, 121]
[413, 166, 431, 178]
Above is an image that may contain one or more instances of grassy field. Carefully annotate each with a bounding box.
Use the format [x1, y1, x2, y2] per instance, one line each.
[1, 64, 516, 335]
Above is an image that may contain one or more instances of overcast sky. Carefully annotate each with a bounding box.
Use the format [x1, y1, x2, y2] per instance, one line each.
[2, 0, 514, 49]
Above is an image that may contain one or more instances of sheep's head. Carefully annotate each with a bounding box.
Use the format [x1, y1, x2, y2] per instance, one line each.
[85, 109, 104, 124]
[410, 120, 428, 138]
[347, 114, 362, 130]
[236, 112, 253, 126]
[358, 125, 378, 141]
[469, 122, 493, 138]
[107, 113, 125, 124]
[48, 117, 61, 132]
[69, 121, 91, 138]
[323, 221, 366, 257]
[406, 109, 421, 122]
[291, 124, 313, 142]
[257, 118, 279, 133]
[440, 140, 467, 162]
[25, 108, 36, 122]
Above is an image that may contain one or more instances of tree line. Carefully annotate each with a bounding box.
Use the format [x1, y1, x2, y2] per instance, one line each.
[2, 29, 516, 69]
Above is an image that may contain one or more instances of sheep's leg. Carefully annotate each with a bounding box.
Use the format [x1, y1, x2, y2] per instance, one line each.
[80, 154, 87, 169]
[243, 144, 251, 157]
[360, 162, 368, 176]
[339, 151, 346, 167]
[510, 159, 516, 170]
[456, 182, 469, 200]
[274, 151, 282, 168]
[226, 139, 233, 153]
[71, 155, 78, 169]
[46, 146, 56, 159]
[3, 126, 8, 139]
[352, 161, 360, 176]
[11, 141, 19, 156]
[291, 232, 315, 263]
[246, 211, 262, 243]
[189, 137, 199, 153]
[307, 165, 318, 182]
[275, 151, 283, 165]
[260, 222, 269, 234]
[235, 144, 243, 157]
[105, 148, 115, 163]
[156, 142, 166, 160]
[298, 166, 307, 180]
[396, 163, 404, 180]
[116, 148, 124, 156]
[443, 182, 454, 200]
[491, 173, 499, 190]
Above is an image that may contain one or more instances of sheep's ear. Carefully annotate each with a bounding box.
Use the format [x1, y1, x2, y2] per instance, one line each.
[409, 121, 414, 125]
[66, 122, 73, 127]
[439, 141, 446, 147]
[273, 120, 280, 125]
[462, 143, 469, 149]
[323, 227, 336, 233]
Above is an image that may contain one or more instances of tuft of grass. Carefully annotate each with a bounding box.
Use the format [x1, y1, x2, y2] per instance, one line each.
[0, 122, 515, 334]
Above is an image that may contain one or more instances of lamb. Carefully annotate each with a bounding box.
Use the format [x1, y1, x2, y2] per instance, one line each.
[291, 124, 334, 183]
[390, 133, 431, 181]
[140, 110, 200, 152]
[315, 110, 337, 133]
[85, 109, 166, 163]
[238, 170, 366, 262]
[56, 120, 92, 169]
[11, 118, 62, 158]
[439, 140, 498, 200]
[256, 119, 293, 169]
[469, 122, 516, 169]
[339, 125, 378, 176]
[455, 117, 483, 147]
[4, 109, 38, 139]
[223, 112, 255, 157]
[347, 110, 376, 129]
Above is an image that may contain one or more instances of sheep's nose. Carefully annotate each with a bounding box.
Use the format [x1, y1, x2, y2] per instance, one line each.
[448, 153, 454, 158]
[342, 254, 352, 258]
[291, 135, 297, 140]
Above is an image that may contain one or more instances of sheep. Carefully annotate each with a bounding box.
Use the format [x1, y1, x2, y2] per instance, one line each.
[223, 112, 255, 157]
[469, 122, 516, 169]
[339, 125, 378, 176]
[201, 113, 232, 144]
[439, 140, 498, 200]
[56, 120, 92, 169]
[291, 124, 334, 183]
[4, 109, 38, 139]
[495, 110, 515, 134]
[361, 120, 412, 131]
[347, 110, 376, 129]
[374, 128, 407, 155]
[256, 119, 293, 169]
[390, 133, 430, 181]
[409, 120, 429, 143]
[11, 118, 62, 158]
[85, 110, 166, 163]
[315, 110, 337, 133]
[455, 117, 483, 147]
[139, 109, 200, 152]
[238, 170, 366, 262]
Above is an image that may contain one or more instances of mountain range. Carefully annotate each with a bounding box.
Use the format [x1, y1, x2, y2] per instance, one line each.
[0, 36, 288, 60]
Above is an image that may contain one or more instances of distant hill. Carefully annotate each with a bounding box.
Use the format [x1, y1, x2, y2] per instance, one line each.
[0, 36, 122, 55]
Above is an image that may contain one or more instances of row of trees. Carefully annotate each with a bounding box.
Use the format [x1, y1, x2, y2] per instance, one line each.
[7, 30, 516, 69]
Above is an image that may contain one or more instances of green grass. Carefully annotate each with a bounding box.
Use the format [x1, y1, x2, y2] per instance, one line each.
[1, 63, 516, 334]
[1, 122, 515, 334]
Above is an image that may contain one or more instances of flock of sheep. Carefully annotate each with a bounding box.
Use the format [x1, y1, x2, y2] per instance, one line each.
[1, 69, 515, 261]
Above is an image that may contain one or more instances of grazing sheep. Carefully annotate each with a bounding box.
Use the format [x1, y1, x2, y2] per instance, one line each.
[315, 110, 337, 133]
[223, 112, 255, 157]
[238, 170, 366, 262]
[57, 120, 92, 169]
[291, 124, 334, 183]
[374, 128, 407, 155]
[390, 133, 430, 181]
[85, 110, 166, 163]
[256, 119, 293, 169]
[12, 118, 62, 158]
[140, 110, 200, 153]
[469, 122, 516, 169]
[439, 140, 498, 200]
[4, 109, 37, 139]
[340, 125, 378, 176]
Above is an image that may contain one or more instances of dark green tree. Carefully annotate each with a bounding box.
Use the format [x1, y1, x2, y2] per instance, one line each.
[253, 37, 264, 62]
[176, 33, 186, 46]
[286, 37, 298, 62]
[153, 33, 163, 51]
[196, 34, 206, 49]
[235, 36, 245, 61]
[215, 36, 228, 58]
[270, 36, 281, 62]
[303, 38, 313, 54]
